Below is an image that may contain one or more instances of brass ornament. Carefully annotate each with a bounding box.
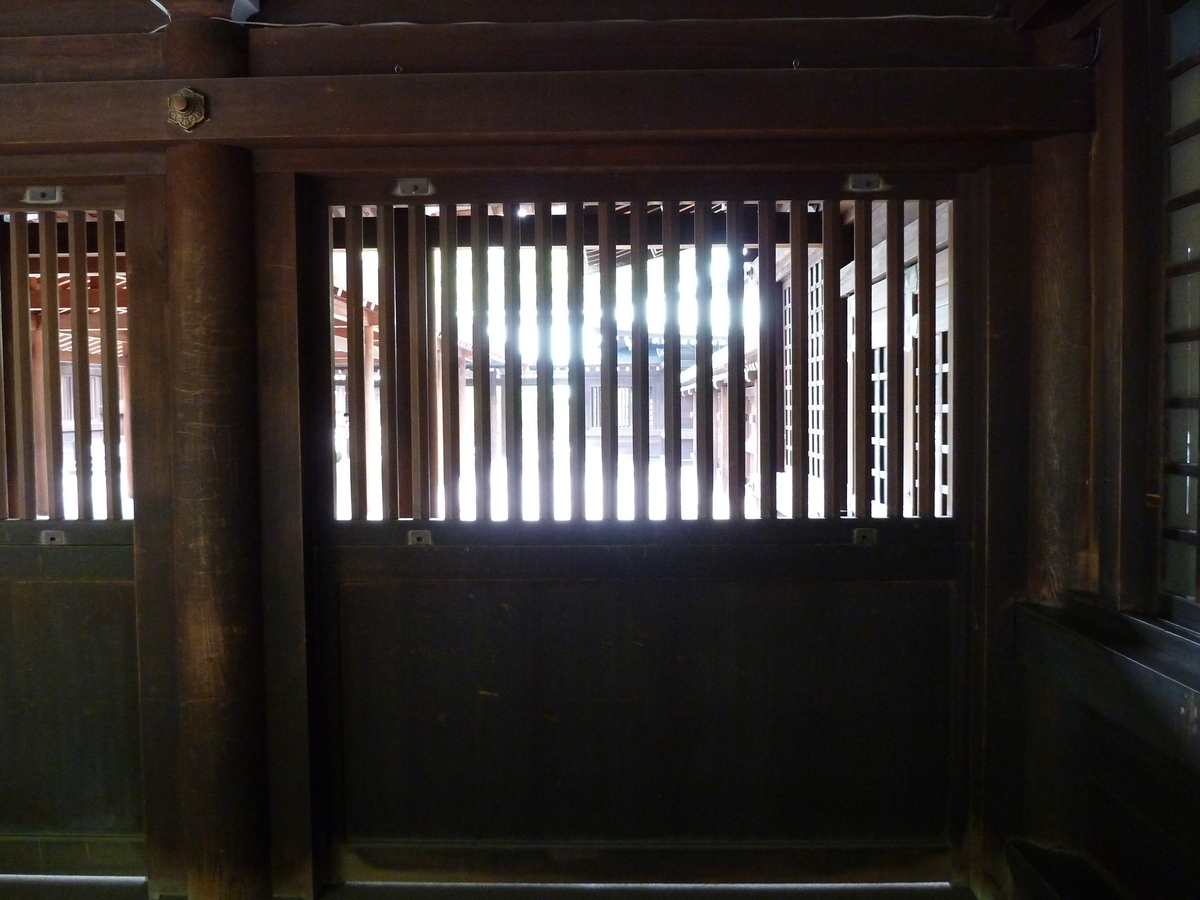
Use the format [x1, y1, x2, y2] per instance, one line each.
[167, 88, 207, 132]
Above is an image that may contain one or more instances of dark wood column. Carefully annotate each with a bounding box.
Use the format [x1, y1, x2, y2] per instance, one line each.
[1028, 133, 1094, 603]
[164, 11, 269, 900]
[1026, 24, 1098, 605]
[169, 140, 268, 900]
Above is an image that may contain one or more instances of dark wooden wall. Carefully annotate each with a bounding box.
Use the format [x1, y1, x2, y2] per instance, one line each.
[0, 521, 142, 876]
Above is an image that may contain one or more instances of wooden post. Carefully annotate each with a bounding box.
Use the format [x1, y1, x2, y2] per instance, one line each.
[163, 12, 268, 900]
[1029, 132, 1093, 603]
[169, 140, 270, 900]
[127, 173, 185, 899]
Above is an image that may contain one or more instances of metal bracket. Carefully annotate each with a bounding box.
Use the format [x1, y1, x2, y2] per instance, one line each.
[168, 87, 208, 132]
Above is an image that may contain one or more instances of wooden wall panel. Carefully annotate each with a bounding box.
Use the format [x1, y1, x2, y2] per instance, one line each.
[0, 575, 139, 835]
[340, 574, 954, 844]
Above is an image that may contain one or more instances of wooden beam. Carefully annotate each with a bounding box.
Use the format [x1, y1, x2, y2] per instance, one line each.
[0, 1, 164, 37]
[258, 141, 1029, 176]
[1013, 0, 1094, 29]
[253, 0, 1000, 24]
[0, 33, 163, 83]
[249, 18, 1031, 77]
[0, 68, 1094, 152]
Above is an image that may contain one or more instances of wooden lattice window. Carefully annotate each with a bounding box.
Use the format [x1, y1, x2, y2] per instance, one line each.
[0, 210, 130, 520]
[327, 196, 953, 522]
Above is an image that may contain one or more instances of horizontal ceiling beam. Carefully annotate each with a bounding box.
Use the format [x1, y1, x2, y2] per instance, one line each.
[0, 17, 1031, 87]
[253, 0, 1001, 24]
[0, 0, 1008, 37]
[249, 18, 1032, 77]
[0, 68, 1093, 154]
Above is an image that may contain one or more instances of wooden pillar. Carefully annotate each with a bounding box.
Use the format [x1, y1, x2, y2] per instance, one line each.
[1028, 132, 1094, 604]
[163, 11, 268, 900]
[169, 140, 269, 900]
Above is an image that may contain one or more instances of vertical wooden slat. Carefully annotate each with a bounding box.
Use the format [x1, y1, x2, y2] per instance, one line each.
[98, 210, 123, 518]
[631, 200, 650, 520]
[918, 199, 936, 518]
[68, 210, 92, 519]
[376, 206, 398, 519]
[9, 212, 35, 517]
[695, 200, 715, 519]
[425, 238, 440, 519]
[758, 199, 778, 520]
[345, 205, 367, 519]
[31, 322, 47, 515]
[440, 203, 461, 521]
[363, 314, 379, 518]
[38, 213, 64, 518]
[790, 200, 809, 519]
[535, 201, 554, 521]
[662, 200, 682, 520]
[120, 358, 132, 501]
[599, 201, 618, 520]
[471, 202, 491, 521]
[393, 207, 414, 518]
[942, 200, 955, 517]
[409, 203, 431, 518]
[853, 200, 872, 519]
[822, 200, 847, 519]
[727, 199, 746, 519]
[503, 201, 522, 520]
[885, 199, 905, 518]
[0, 219, 8, 517]
[566, 201, 585, 521]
